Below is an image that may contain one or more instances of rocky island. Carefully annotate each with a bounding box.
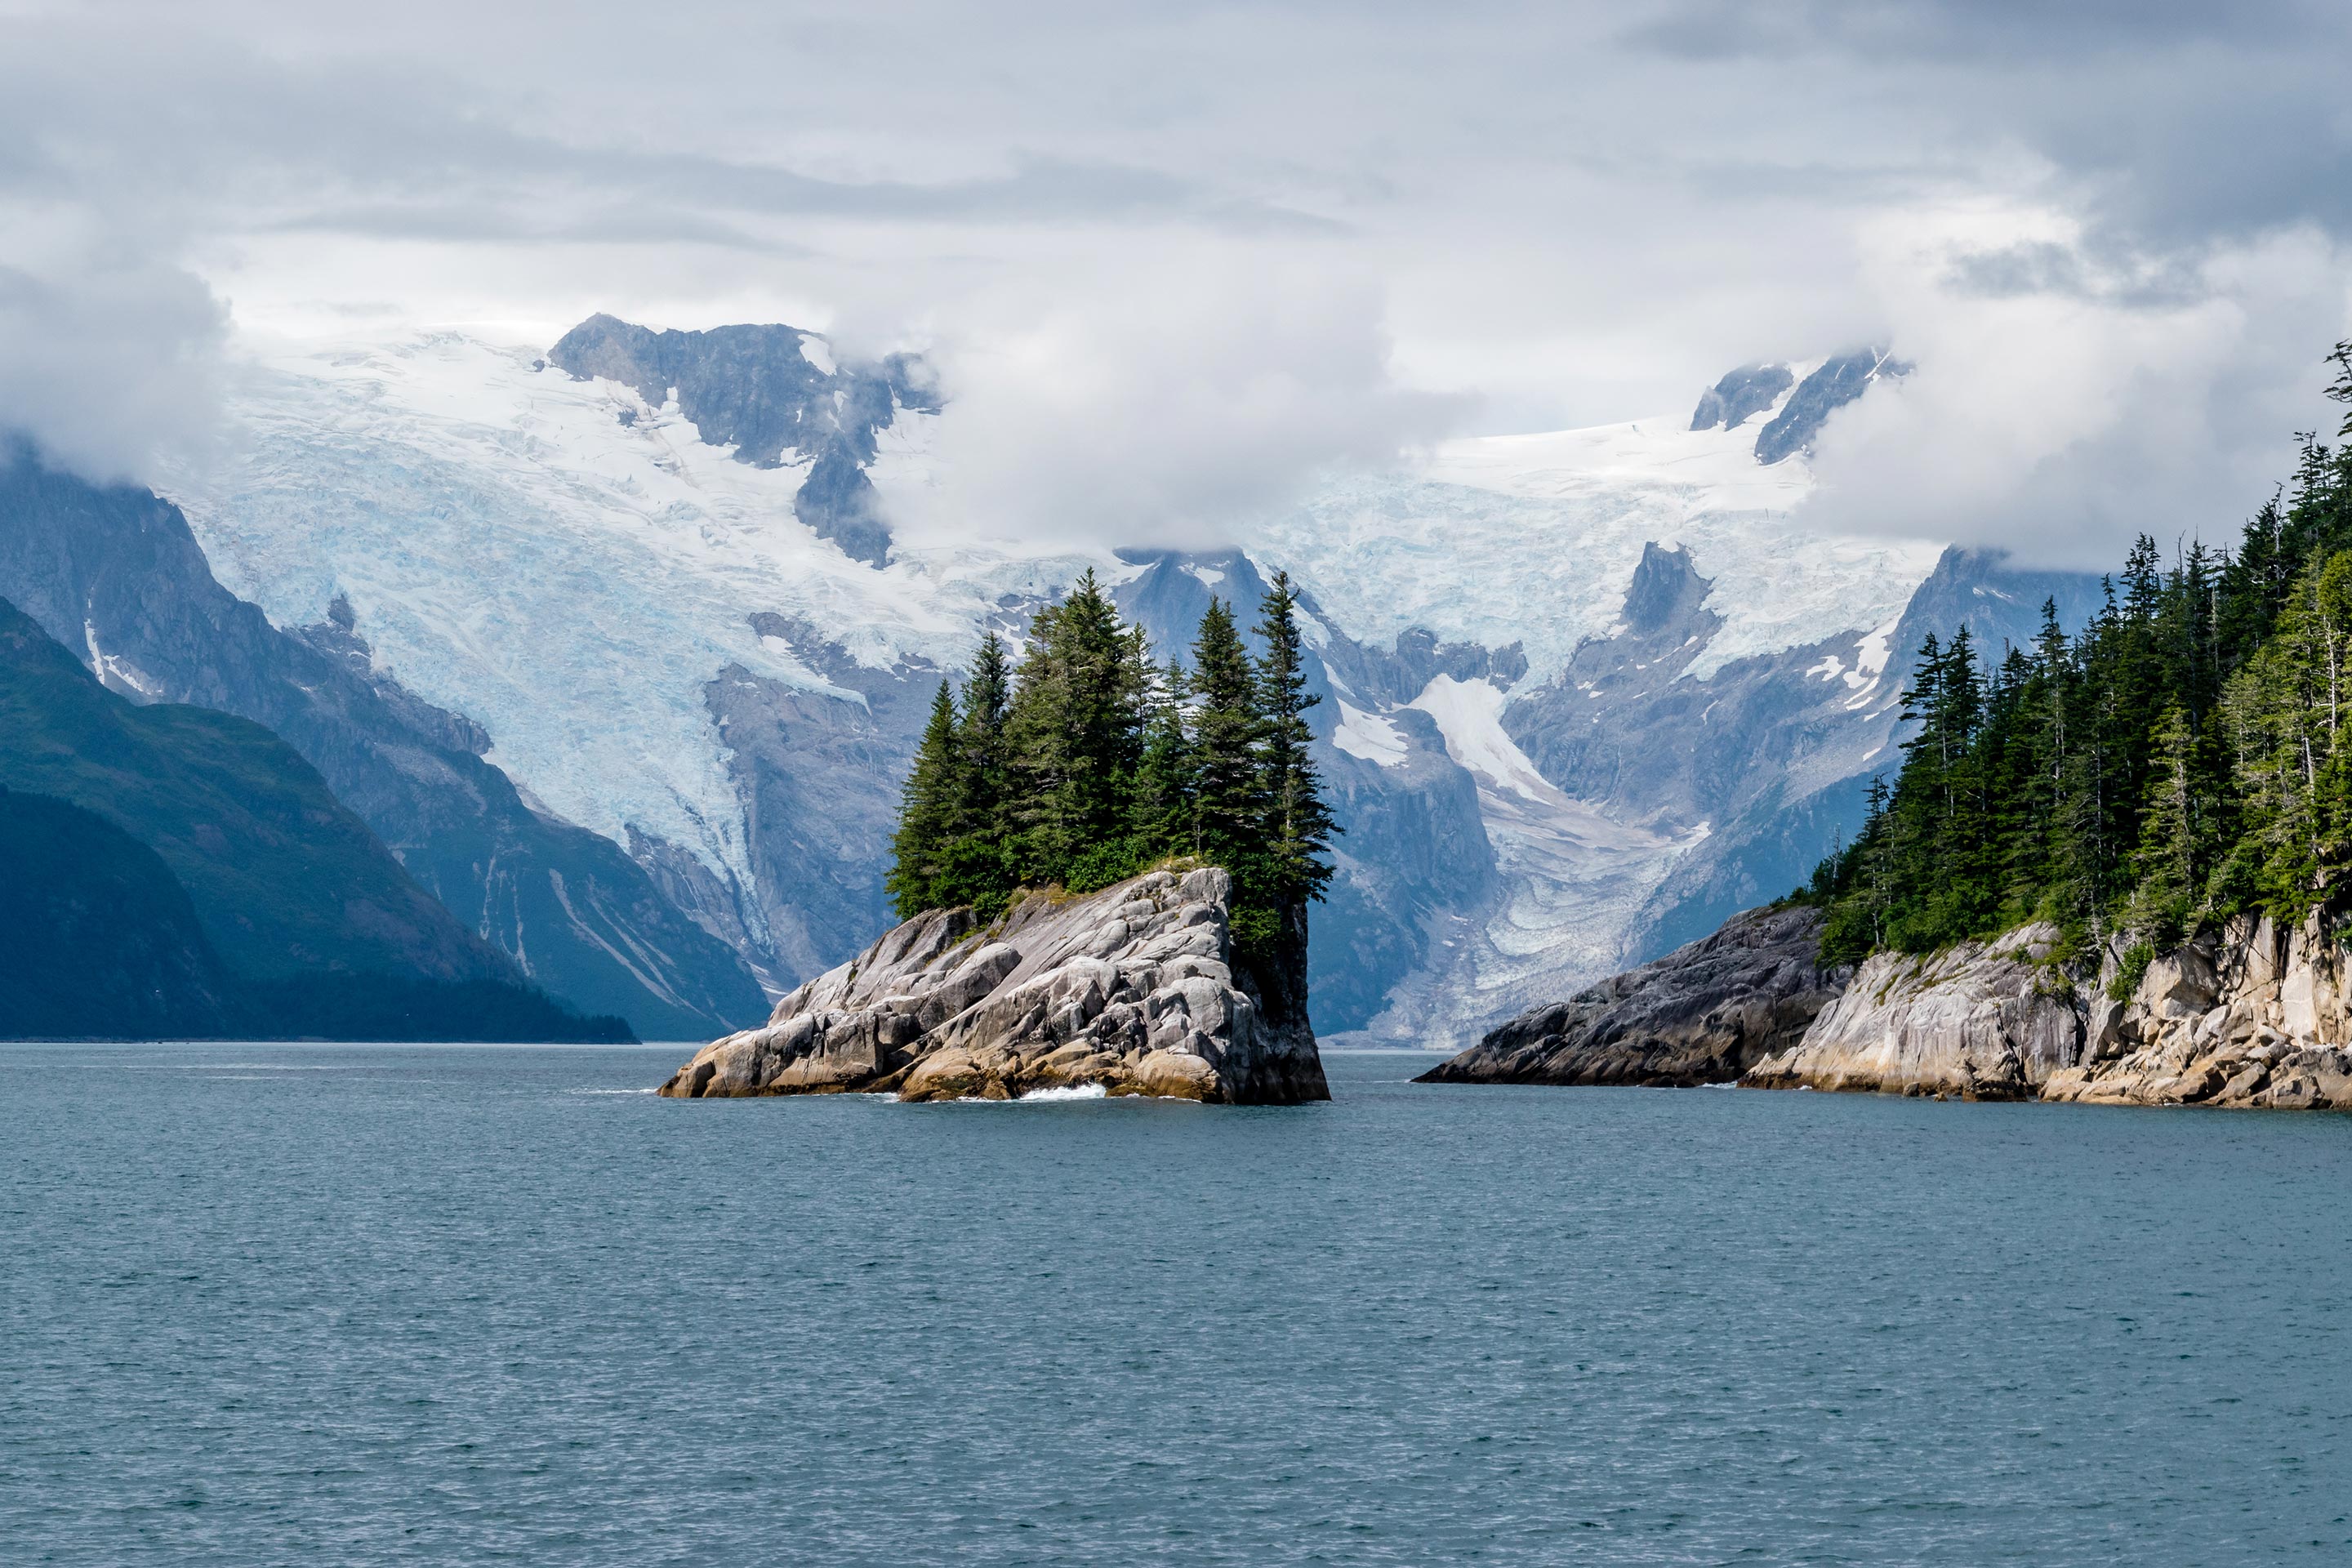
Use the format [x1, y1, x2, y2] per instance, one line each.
[658, 866, 1326, 1102]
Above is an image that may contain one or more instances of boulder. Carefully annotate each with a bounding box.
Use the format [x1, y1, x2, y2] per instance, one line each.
[2049, 918, 2352, 1109]
[657, 866, 1327, 1105]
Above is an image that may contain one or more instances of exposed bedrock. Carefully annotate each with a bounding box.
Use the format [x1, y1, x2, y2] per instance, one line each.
[1425, 897, 2352, 1111]
[1745, 911, 2352, 1108]
[1744, 924, 2082, 1100]
[657, 867, 1329, 1105]
[2041, 912, 2352, 1111]
[1416, 906, 1850, 1086]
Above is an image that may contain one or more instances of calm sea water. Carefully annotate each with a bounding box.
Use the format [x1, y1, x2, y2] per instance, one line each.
[5, 1045, 2348, 1566]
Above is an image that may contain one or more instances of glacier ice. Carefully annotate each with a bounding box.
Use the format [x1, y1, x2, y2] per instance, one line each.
[162, 326, 1949, 1039]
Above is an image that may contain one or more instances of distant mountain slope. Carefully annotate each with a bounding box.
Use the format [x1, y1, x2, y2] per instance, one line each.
[154, 318, 2102, 1046]
[0, 599, 630, 1040]
[0, 595, 500, 980]
[0, 449, 768, 1039]
[0, 786, 236, 1040]
[546, 314, 937, 567]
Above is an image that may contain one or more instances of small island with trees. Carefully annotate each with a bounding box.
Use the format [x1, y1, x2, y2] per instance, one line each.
[888, 567, 1337, 976]
[657, 568, 1340, 1102]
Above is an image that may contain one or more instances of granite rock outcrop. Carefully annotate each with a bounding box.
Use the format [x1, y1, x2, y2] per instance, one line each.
[1743, 924, 2082, 1099]
[1740, 911, 2352, 1110]
[657, 866, 1328, 1104]
[2041, 913, 2352, 1110]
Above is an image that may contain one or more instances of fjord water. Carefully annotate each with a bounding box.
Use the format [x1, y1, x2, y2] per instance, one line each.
[6, 1048, 2347, 1566]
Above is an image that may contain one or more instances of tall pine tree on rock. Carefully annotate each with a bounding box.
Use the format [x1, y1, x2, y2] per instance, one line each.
[882, 568, 1341, 999]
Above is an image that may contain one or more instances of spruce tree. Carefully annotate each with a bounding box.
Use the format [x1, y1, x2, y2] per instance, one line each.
[885, 682, 962, 919]
[1132, 659, 1196, 857]
[1254, 570, 1339, 907]
[878, 568, 1337, 943]
[1802, 342, 2352, 963]
[1187, 597, 1270, 876]
[939, 631, 1015, 910]
[1004, 571, 1152, 886]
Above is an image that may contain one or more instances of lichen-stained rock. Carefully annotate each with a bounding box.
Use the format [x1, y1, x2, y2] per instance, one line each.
[2043, 912, 2352, 1111]
[1744, 924, 2082, 1099]
[1414, 906, 1848, 1087]
[657, 867, 1328, 1105]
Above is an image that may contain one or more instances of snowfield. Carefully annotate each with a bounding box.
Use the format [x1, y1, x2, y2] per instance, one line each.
[163, 327, 1944, 1036]
[1255, 413, 1941, 685]
[167, 333, 1102, 889]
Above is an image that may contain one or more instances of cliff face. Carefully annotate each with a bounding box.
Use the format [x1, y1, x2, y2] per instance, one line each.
[2042, 913, 2352, 1110]
[1743, 913, 2352, 1110]
[1416, 906, 1847, 1086]
[658, 867, 1329, 1105]
[1744, 925, 2083, 1099]
[1421, 897, 2352, 1113]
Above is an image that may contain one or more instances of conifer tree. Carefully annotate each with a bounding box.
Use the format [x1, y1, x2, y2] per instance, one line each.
[1132, 659, 1196, 854]
[1187, 597, 1267, 871]
[886, 682, 962, 919]
[879, 568, 1339, 941]
[1004, 570, 1152, 884]
[1801, 339, 2352, 961]
[937, 631, 1015, 911]
[1254, 570, 1339, 906]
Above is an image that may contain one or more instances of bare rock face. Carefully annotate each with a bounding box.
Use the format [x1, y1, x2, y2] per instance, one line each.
[1415, 906, 1849, 1086]
[2042, 912, 2352, 1111]
[657, 867, 1329, 1105]
[1744, 924, 2082, 1100]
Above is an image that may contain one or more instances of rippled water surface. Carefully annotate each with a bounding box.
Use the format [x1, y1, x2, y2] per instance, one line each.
[7, 1045, 2350, 1565]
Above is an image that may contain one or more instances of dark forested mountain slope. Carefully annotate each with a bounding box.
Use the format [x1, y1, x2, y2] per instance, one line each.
[0, 448, 766, 1038]
[0, 786, 236, 1040]
[1804, 344, 2352, 966]
[0, 598, 629, 1040]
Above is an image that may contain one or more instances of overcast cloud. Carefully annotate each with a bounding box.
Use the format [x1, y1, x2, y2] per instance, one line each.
[2, 0, 2349, 560]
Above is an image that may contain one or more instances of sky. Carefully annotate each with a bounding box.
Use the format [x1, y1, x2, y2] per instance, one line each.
[2, 0, 2350, 566]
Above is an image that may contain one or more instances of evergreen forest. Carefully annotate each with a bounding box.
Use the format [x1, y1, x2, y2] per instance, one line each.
[1803, 342, 2352, 981]
[886, 569, 1338, 953]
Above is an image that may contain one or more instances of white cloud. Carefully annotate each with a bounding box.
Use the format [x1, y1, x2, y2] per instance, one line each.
[2, 1, 2349, 549]
[892, 244, 1471, 550]
[1801, 205, 2351, 568]
[0, 205, 228, 485]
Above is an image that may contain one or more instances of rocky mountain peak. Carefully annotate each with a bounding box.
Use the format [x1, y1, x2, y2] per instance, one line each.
[545, 313, 938, 569]
[1689, 363, 1794, 432]
[1753, 346, 1910, 466]
[1620, 541, 1714, 637]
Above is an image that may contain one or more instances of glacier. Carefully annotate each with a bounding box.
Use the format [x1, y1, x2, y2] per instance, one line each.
[158, 322, 2001, 1045]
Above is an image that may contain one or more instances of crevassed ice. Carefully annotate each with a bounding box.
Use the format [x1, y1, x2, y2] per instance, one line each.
[164, 332, 1104, 886]
[163, 331, 1942, 918]
[1253, 412, 1941, 684]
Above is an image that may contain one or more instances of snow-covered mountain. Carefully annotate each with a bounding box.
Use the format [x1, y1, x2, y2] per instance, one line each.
[149, 324, 2092, 1046]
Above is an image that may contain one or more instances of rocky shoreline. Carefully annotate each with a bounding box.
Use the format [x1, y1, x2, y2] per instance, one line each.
[1428, 903, 2352, 1111]
[1415, 906, 1848, 1087]
[657, 866, 1328, 1105]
